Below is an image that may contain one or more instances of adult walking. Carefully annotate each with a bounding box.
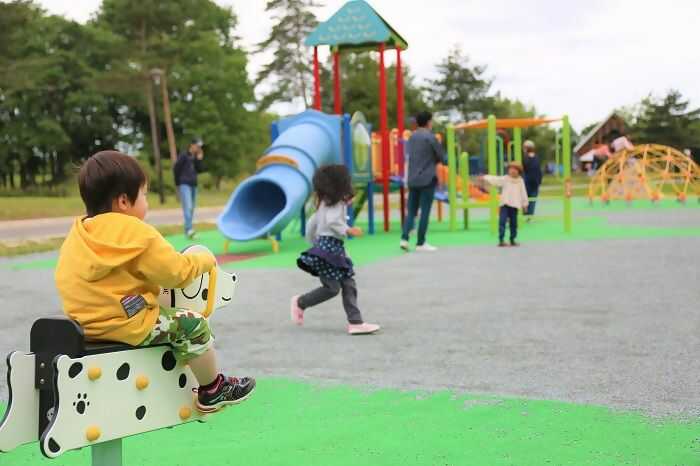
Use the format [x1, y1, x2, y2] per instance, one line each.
[174, 138, 205, 238]
[400, 111, 445, 252]
[522, 140, 542, 219]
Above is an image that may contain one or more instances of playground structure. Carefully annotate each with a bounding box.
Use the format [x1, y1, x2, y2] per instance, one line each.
[588, 144, 700, 203]
[218, 0, 410, 249]
[443, 115, 573, 234]
[217, 110, 342, 246]
[306, 0, 407, 232]
[0, 246, 237, 466]
[217, 1, 575, 250]
[216, 108, 408, 250]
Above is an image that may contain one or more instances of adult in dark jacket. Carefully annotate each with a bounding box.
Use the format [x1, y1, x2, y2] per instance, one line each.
[400, 111, 445, 252]
[174, 138, 205, 238]
[522, 140, 542, 217]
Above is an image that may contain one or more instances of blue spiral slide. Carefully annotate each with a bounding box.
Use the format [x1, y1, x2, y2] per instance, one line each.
[217, 110, 342, 241]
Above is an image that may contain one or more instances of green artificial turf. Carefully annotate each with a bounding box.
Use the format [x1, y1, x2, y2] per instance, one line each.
[2, 379, 699, 465]
[4, 198, 699, 272]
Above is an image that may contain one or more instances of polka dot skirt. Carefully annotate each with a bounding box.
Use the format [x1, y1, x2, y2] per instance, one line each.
[298, 236, 354, 280]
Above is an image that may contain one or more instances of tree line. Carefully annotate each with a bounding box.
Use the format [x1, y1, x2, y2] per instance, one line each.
[2, 0, 696, 196]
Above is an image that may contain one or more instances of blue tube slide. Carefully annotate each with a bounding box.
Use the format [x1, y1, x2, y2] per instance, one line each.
[217, 110, 342, 241]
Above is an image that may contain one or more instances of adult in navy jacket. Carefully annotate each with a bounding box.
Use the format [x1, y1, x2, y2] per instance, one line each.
[174, 138, 205, 238]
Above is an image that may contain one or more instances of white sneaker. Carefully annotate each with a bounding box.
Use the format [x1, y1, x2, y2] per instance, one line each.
[348, 323, 381, 335]
[400, 239, 410, 251]
[416, 243, 437, 252]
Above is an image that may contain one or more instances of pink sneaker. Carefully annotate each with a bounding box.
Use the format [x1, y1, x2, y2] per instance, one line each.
[347, 323, 380, 335]
[290, 296, 304, 326]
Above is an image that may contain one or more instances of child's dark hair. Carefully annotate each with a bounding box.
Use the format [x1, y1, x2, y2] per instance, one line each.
[312, 164, 354, 206]
[78, 150, 147, 217]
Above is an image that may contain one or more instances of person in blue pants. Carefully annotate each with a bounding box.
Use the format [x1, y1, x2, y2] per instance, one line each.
[400, 111, 445, 252]
[522, 140, 542, 220]
[173, 138, 205, 238]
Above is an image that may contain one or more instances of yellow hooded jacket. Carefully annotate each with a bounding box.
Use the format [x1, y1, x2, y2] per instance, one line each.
[55, 213, 216, 345]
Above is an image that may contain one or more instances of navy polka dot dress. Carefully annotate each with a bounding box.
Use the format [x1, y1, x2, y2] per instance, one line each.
[298, 235, 354, 280]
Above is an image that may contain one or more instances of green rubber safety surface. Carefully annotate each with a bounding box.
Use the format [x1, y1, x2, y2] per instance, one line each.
[2, 378, 699, 465]
[3, 198, 699, 272]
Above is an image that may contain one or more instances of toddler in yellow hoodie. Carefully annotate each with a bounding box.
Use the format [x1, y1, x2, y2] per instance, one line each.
[55, 150, 255, 412]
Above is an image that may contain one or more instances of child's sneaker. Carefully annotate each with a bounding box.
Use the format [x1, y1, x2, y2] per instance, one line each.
[400, 239, 410, 251]
[498, 241, 508, 247]
[290, 295, 304, 325]
[510, 240, 520, 247]
[348, 323, 381, 335]
[416, 243, 437, 252]
[196, 374, 256, 413]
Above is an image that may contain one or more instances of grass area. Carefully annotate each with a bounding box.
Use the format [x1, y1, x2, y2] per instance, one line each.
[0, 222, 217, 257]
[0, 191, 231, 221]
[0, 238, 66, 257]
[1, 197, 698, 263]
[2, 378, 699, 465]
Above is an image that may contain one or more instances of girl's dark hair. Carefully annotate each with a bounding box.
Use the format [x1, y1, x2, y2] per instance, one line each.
[312, 164, 354, 206]
[78, 150, 147, 217]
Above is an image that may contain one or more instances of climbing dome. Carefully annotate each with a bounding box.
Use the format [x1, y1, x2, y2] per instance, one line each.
[588, 144, 700, 203]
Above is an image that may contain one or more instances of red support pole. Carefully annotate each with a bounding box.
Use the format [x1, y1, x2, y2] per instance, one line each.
[332, 50, 342, 115]
[313, 46, 321, 111]
[396, 47, 406, 227]
[378, 44, 390, 232]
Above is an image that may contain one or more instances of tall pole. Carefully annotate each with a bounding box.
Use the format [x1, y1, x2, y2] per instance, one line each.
[396, 47, 406, 226]
[313, 46, 322, 111]
[513, 127, 522, 164]
[447, 125, 457, 232]
[378, 43, 390, 231]
[158, 71, 178, 164]
[145, 80, 164, 204]
[332, 49, 342, 115]
[487, 115, 498, 234]
[562, 115, 572, 233]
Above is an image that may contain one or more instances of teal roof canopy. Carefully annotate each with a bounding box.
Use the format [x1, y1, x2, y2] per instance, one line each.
[305, 0, 408, 51]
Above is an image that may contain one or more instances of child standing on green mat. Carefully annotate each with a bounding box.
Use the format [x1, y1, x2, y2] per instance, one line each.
[481, 162, 529, 247]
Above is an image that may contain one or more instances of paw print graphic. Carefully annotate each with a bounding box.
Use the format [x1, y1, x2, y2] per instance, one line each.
[73, 393, 90, 415]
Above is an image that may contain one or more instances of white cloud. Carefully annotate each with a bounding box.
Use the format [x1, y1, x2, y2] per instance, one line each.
[35, 0, 700, 130]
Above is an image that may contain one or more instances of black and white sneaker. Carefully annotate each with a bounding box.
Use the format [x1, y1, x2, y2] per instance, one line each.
[195, 374, 256, 413]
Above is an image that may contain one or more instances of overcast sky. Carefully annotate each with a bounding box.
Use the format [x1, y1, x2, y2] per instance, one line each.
[36, 0, 699, 130]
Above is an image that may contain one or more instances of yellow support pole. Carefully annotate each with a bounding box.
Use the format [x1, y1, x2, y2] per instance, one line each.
[268, 235, 280, 253]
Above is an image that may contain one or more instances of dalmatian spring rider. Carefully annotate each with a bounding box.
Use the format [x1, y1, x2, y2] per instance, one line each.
[0, 245, 236, 464]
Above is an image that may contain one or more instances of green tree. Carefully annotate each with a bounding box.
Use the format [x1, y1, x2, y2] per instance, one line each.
[426, 46, 492, 121]
[93, 0, 265, 189]
[630, 90, 700, 148]
[255, 0, 322, 109]
[0, 2, 122, 187]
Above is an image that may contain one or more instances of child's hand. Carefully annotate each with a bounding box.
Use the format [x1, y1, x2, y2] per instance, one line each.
[348, 226, 363, 237]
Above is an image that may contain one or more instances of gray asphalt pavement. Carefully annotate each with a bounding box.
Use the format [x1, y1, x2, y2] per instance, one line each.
[0, 208, 699, 417]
